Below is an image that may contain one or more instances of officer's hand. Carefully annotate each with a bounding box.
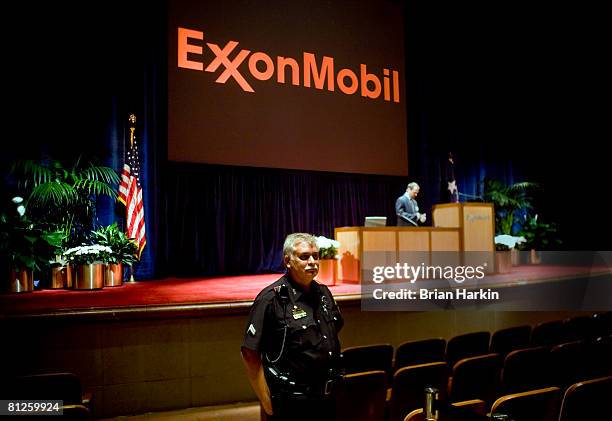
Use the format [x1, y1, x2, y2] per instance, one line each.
[262, 399, 273, 416]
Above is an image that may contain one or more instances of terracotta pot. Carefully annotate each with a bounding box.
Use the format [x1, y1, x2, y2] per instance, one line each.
[495, 251, 513, 274]
[74, 263, 104, 290]
[317, 259, 337, 286]
[8, 268, 34, 293]
[104, 263, 123, 287]
[50, 265, 72, 289]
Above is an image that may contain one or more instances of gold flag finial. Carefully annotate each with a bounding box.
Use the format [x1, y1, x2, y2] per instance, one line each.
[129, 113, 136, 124]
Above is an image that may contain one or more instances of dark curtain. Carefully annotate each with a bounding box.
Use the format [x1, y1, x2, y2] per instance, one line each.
[161, 163, 406, 276]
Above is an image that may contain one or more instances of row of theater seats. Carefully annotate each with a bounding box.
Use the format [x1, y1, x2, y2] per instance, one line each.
[335, 312, 612, 421]
[341, 312, 612, 377]
[0, 372, 92, 420]
[337, 372, 611, 421]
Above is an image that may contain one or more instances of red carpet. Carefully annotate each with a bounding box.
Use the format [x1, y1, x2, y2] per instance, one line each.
[1, 266, 609, 317]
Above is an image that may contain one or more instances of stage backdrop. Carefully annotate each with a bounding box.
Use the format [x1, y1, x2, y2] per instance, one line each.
[167, 0, 407, 176]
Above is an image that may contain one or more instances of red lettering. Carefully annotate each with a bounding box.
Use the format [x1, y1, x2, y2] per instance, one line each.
[337, 68, 358, 95]
[360, 64, 381, 99]
[206, 41, 254, 92]
[248, 52, 274, 81]
[177, 27, 203, 71]
[277, 56, 300, 85]
[303, 53, 334, 91]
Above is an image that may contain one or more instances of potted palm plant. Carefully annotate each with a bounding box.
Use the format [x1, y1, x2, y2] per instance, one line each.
[92, 223, 138, 286]
[482, 178, 538, 235]
[9, 157, 120, 245]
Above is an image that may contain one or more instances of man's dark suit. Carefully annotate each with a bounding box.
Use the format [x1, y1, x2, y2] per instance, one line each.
[395, 194, 419, 226]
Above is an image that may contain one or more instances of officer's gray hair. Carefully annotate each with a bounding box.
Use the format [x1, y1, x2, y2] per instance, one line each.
[283, 233, 318, 258]
[407, 182, 420, 191]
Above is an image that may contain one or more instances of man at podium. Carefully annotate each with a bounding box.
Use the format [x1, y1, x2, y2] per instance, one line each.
[396, 182, 426, 226]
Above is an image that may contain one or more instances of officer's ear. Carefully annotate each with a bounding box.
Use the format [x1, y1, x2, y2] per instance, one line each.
[284, 254, 291, 268]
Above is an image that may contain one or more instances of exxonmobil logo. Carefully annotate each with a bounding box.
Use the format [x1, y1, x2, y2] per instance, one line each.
[177, 27, 401, 103]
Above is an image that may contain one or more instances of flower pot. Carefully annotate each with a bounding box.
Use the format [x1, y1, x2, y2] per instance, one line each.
[511, 248, 520, 266]
[495, 251, 512, 274]
[317, 259, 337, 286]
[104, 263, 123, 287]
[50, 264, 72, 289]
[528, 249, 542, 265]
[8, 268, 34, 293]
[74, 263, 104, 290]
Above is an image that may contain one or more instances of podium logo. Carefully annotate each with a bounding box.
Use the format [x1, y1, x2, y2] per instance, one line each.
[177, 27, 401, 103]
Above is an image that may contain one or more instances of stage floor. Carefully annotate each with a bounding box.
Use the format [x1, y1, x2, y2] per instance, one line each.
[1, 265, 611, 320]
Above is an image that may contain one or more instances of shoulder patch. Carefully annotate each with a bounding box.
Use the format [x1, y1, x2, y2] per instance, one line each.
[248, 323, 257, 336]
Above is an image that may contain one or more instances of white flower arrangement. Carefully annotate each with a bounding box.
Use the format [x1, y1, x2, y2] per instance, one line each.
[316, 236, 340, 259]
[494, 234, 526, 251]
[64, 244, 113, 265]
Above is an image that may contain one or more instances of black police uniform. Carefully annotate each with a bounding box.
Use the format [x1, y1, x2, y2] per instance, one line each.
[242, 273, 344, 421]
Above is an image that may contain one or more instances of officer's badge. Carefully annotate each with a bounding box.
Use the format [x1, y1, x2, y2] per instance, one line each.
[248, 323, 257, 336]
[292, 307, 307, 320]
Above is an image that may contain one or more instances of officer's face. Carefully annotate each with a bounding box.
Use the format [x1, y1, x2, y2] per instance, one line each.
[408, 187, 419, 199]
[285, 241, 319, 287]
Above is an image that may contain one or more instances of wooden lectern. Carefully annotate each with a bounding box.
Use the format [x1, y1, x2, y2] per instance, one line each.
[432, 202, 495, 272]
[333, 203, 496, 283]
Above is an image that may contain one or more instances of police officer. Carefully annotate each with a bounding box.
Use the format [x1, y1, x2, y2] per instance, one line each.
[241, 233, 344, 421]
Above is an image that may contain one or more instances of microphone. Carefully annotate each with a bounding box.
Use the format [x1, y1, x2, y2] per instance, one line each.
[457, 192, 484, 201]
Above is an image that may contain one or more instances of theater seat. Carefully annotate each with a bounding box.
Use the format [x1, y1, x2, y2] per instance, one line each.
[394, 338, 446, 372]
[448, 353, 501, 406]
[490, 386, 561, 421]
[341, 344, 393, 377]
[489, 325, 531, 357]
[446, 331, 490, 368]
[388, 362, 449, 421]
[558, 376, 612, 421]
[549, 341, 588, 389]
[403, 399, 487, 421]
[530, 319, 564, 347]
[336, 370, 387, 421]
[501, 346, 551, 394]
[60, 404, 92, 420]
[10, 373, 85, 404]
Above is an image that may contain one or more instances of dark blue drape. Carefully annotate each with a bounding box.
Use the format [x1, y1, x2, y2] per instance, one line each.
[161, 163, 406, 277]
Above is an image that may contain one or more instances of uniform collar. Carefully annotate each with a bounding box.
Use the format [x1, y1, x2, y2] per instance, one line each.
[283, 273, 319, 302]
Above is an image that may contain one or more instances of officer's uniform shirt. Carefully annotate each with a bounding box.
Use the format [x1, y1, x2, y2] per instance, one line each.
[242, 274, 343, 384]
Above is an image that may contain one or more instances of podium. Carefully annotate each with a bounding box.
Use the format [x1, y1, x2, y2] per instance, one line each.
[333, 203, 496, 283]
[432, 202, 495, 272]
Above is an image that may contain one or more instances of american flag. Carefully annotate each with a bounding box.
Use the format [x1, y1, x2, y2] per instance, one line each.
[118, 114, 146, 257]
[446, 152, 459, 203]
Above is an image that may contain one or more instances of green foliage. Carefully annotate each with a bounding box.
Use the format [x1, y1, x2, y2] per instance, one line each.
[91, 222, 139, 265]
[482, 178, 538, 235]
[0, 201, 63, 272]
[495, 243, 511, 251]
[518, 215, 562, 250]
[10, 157, 120, 245]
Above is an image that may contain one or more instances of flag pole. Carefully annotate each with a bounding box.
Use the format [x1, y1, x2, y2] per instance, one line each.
[127, 264, 136, 282]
